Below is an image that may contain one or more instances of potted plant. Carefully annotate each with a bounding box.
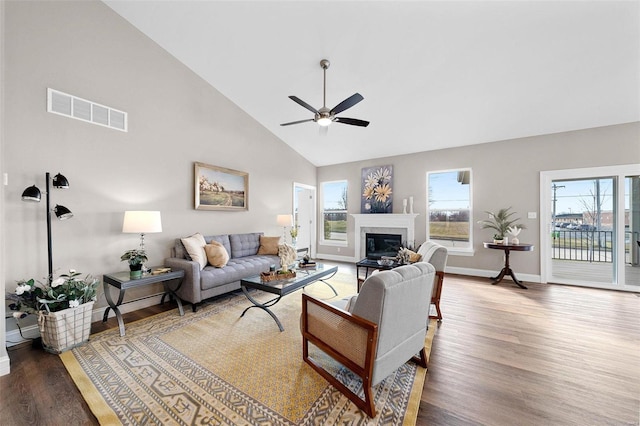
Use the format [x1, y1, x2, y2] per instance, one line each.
[478, 207, 526, 243]
[7, 269, 99, 353]
[290, 224, 299, 246]
[121, 249, 148, 278]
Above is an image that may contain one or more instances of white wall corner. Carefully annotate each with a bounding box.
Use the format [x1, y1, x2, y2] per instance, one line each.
[0, 350, 10, 376]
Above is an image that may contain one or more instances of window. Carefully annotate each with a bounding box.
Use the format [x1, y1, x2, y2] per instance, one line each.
[321, 180, 348, 245]
[427, 169, 473, 254]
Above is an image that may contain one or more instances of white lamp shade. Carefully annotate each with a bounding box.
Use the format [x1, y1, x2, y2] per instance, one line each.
[276, 214, 293, 227]
[122, 211, 162, 233]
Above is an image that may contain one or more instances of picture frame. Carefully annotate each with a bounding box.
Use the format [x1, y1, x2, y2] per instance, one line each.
[361, 165, 393, 213]
[194, 162, 248, 211]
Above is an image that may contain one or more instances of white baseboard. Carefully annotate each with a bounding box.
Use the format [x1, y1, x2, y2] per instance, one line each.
[315, 256, 542, 283]
[5, 294, 166, 348]
[91, 293, 165, 323]
[5, 324, 40, 347]
[315, 253, 357, 263]
[445, 266, 541, 283]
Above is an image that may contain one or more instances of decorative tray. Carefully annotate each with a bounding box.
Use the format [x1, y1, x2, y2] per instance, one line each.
[260, 271, 296, 282]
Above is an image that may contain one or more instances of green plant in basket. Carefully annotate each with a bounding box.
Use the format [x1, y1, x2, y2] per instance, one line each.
[7, 270, 98, 317]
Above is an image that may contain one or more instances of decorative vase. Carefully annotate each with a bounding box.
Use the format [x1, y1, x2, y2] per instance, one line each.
[129, 263, 143, 279]
[409, 196, 414, 214]
[37, 301, 94, 354]
[511, 237, 519, 245]
[291, 237, 297, 247]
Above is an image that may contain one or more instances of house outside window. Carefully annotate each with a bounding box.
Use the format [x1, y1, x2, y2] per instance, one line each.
[321, 180, 348, 246]
[427, 169, 473, 254]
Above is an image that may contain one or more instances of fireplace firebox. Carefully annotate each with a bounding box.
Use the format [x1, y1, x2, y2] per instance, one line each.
[365, 233, 402, 260]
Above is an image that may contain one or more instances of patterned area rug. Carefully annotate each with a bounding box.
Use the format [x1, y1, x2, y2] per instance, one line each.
[60, 273, 436, 425]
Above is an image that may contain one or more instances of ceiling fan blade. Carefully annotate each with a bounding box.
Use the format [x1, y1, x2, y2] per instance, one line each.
[334, 117, 370, 127]
[330, 93, 364, 115]
[289, 96, 319, 114]
[280, 118, 315, 126]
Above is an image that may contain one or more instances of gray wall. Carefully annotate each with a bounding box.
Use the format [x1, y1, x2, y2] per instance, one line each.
[2, 0, 315, 322]
[317, 122, 640, 276]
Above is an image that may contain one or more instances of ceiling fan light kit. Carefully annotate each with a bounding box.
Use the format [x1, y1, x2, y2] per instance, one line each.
[281, 59, 369, 130]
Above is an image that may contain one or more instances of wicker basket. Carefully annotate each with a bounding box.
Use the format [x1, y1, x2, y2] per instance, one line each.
[37, 301, 94, 354]
[260, 271, 296, 282]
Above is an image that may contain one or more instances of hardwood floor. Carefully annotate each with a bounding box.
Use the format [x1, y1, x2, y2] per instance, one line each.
[1, 268, 638, 425]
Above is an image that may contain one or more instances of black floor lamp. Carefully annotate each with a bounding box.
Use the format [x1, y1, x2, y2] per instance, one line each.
[21, 172, 73, 283]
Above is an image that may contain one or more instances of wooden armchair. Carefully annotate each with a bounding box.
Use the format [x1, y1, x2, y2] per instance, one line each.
[301, 263, 435, 417]
[417, 241, 448, 321]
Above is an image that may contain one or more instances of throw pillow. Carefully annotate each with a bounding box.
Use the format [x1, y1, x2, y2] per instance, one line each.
[181, 233, 207, 270]
[204, 241, 230, 268]
[257, 235, 280, 255]
[407, 249, 422, 263]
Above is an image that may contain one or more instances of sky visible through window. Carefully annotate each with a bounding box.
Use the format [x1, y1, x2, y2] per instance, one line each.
[323, 181, 347, 210]
[429, 171, 469, 209]
[553, 178, 624, 214]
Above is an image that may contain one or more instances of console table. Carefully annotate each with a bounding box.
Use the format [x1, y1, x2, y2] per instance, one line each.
[103, 268, 185, 336]
[483, 242, 534, 289]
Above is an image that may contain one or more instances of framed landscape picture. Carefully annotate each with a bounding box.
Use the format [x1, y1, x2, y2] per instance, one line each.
[194, 162, 248, 211]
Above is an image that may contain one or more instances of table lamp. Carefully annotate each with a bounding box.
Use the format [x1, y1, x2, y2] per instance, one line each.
[122, 211, 162, 271]
[277, 214, 292, 242]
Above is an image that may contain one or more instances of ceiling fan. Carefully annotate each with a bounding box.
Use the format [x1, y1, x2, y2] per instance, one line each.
[281, 59, 369, 130]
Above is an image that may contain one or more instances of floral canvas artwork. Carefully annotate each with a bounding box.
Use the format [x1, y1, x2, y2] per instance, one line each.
[361, 165, 393, 213]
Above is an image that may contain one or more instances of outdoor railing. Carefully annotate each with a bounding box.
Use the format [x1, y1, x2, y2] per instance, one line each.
[552, 230, 639, 264]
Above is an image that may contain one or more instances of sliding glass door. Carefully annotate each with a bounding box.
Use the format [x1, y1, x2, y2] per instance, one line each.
[541, 165, 640, 290]
[550, 177, 616, 285]
[625, 175, 640, 286]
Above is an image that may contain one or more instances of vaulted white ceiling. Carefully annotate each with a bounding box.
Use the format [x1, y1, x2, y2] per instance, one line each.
[103, 1, 639, 166]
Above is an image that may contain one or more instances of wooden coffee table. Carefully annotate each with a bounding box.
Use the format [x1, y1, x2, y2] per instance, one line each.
[240, 264, 338, 331]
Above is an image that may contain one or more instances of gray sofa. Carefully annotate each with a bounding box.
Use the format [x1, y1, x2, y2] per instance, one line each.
[165, 232, 280, 311]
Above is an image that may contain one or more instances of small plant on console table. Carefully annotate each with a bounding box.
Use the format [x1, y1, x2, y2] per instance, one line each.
[121, 249, 148, 278]
[478, 207, 526, 242]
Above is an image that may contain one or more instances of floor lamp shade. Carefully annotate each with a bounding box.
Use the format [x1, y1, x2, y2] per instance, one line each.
[21, 172, 72, 283]
[21, 185, 42, 201]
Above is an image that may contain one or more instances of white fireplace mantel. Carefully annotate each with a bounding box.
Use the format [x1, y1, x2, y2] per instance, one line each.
[351, 213, 419, 259]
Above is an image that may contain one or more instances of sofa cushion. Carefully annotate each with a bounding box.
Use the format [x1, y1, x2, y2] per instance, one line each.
[205, 241, 230, 267]
[181, 233, 207, 269]
[199, 254, 279, 291]
[258, 235, 281, 255]
[229, 233, 262, 258]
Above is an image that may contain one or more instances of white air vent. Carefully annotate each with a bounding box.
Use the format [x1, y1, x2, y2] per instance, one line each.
[47, 88, 127, 132]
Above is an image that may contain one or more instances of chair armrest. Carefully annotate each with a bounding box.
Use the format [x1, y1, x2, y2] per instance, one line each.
[301, 293, 377, 377]
[164, 257, 202, 304]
